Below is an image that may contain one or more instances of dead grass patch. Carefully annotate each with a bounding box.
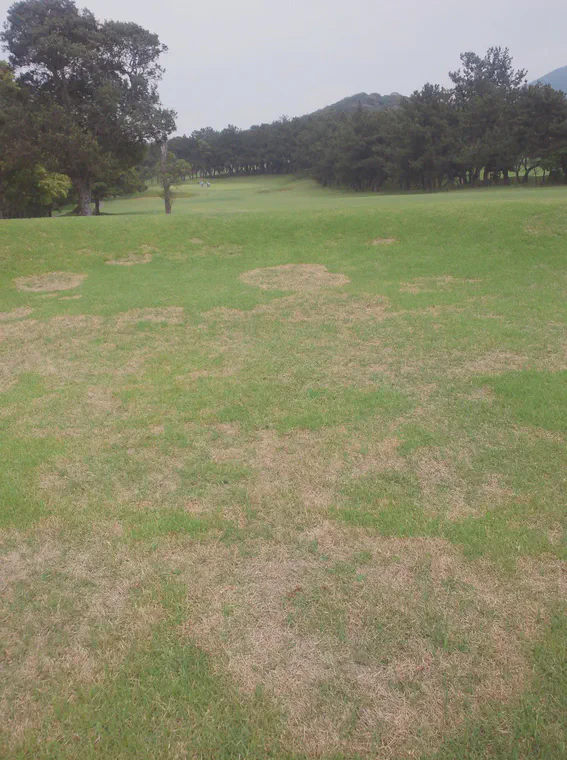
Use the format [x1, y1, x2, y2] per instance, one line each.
[462, 351, 529, 375]
[349, 436, 406, 477]
[0, 315, 105, 392]
[14, 272, 87, 292]
[0, 538, 166, 746]
[85, 386, 121, 415]
[205, 292, 392, 330]
[190, 237, 204, 245]
[524, 215, 567, 237]
[106, 252, 152, 266]
[240, 264, 350, 292]
[414, 447, 471, 520]
[370, 237, 397, 245]
[0, 307, 33, 321]
[414, 446, 518, 520]
[179, 524, 543, 757]
[249, 429, 345, 517]
[466, 386, 496, 401]
[199, 244, 243, 257]
[115, 307, 184, 327]
[400, 276, 482, 294]
[58, 295, 82, 302]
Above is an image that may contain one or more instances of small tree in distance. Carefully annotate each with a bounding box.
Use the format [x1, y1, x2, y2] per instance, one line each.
[157, 143, 189, 214]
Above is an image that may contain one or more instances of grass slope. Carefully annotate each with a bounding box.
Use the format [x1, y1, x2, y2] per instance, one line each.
[1, 177, 566, 759]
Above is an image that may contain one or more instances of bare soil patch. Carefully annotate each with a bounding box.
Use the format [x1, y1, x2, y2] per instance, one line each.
[14, 272, 87, 293]
[240, 264, 350, 292]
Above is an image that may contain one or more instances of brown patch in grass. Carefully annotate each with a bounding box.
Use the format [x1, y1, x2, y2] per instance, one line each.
[200, 244, 243, 257]
[462, 351, 528, 375]
[14, 272, 87, 292]
[414, 447, 471, 519]
[249, 429, 345, 518]
[0, 314, 105, 392]
[466, 386, 496, 402]
[0, 307, 33, 321]
[349, 436, 406, 476]
[59, 295, 82, 301]
[115, 307, 184, 326]
[180, 525, 541, 757]
[240, 264, 350, 292]
[400, 276, 482, 294]
[524, 215, 567, 237]
[85, 386, 121, 415]
[184, 500, 205, 514]
[370, 237, 397, 245]
[190, 237, 205, 245]
[481, 473, 515, 501]
[106, 252, 152, 266]
[516, 556, 567, 598]
[0, 538, 167, 747]
[205, 292, 392, 330]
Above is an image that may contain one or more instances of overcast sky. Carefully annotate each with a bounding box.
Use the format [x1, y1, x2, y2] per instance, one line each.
[1, 0, 566, 134]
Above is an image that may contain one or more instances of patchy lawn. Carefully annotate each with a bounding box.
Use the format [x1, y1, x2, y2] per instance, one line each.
[1, 178, 566, 759]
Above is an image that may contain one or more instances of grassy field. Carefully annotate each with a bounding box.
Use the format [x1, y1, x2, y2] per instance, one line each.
[1, 176, 566, 759]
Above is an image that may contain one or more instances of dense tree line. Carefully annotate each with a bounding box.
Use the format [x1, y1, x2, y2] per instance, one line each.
[0, 0, 174, 217]
[2, 9, 566, 218]
[170, 48, 567, 191]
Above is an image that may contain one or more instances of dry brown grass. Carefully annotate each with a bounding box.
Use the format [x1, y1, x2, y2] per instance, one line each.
[400, 276, 482, 294]
[204, 292, 393, 332]
[240, 264, 350, 291]
[460, 351, 529, 375]
[413, 445, 519, 520]
[523, 215, 567, 237]
[0, 307, 33, 321]
[370, 237, 397, 245]
[106, 252, 152, 266]
[0, 315, 104, 392]
[14, 272, 87, 292]
[199, 244, 243, 257]
[175, 523, 546, 757]
[0, 537, 166, 746]
[190, 237, 205, 244]
[115, 307, 184, 326]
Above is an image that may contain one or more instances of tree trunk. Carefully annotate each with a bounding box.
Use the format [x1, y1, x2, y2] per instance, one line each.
[164, 184, 172, 214]
[94, 199, 100, 216]
[160, 141, 172, 214]
[76, 180, 93, 216]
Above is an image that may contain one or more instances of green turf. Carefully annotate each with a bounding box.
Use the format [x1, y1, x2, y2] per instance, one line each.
[1, 176, 566, 758]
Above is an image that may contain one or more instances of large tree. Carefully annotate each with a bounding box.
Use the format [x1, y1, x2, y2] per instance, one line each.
[1, 0, 175, 215]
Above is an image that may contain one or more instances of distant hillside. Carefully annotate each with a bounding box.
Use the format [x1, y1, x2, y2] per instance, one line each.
[314, 91, 403, 116]
[531, 65, 567, 93]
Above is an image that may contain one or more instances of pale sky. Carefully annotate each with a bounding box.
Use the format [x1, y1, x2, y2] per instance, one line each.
[1, 0, 566, 134]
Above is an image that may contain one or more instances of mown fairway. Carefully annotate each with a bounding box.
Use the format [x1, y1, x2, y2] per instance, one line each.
[1, 177, 566, 759]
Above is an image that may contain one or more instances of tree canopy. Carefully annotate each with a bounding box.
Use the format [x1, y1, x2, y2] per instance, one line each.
[167, 48, 567, 193]
[0, 0, 174, 216]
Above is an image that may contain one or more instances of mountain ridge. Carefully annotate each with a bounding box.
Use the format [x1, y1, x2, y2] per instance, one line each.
[313, 91, 404, 116]
[531, 65, 567, 93]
